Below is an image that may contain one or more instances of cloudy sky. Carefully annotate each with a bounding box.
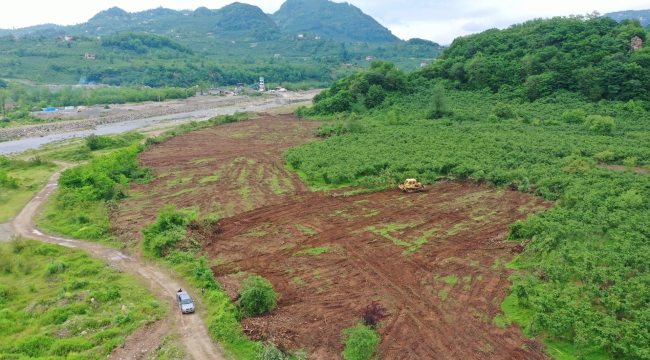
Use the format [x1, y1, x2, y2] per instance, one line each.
[2, 0, 649, 44]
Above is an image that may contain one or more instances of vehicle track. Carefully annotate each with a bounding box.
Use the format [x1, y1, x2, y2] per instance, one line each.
[12, 170, 226, 360]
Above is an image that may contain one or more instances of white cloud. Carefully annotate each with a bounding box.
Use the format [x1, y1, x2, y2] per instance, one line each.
[1, 0, 649, 44]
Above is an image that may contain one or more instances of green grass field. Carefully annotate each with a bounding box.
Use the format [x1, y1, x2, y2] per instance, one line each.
[0, 239, 165, 359]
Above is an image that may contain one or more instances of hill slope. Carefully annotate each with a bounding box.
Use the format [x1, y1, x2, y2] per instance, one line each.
[419, 15, 649, 102]
[606, 9, 650, 26]
[0, 4, 279, 41]
[273, 0, 399, 43]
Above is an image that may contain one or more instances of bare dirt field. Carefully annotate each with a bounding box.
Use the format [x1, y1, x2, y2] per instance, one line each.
[114, 115, 552, 359]
[113, 114, 322, 245]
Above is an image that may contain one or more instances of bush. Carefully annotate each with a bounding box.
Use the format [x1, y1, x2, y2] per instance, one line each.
[44, 260, 67, 275]
[561, 109, 586, 124]
[0, 284, 9, 302]
[49, 338, 93, 356]
[13, 335, 55, 357]
[585, 115, 615, 135]
[142, 205, 194, 258]
[359, 301, 388, 329]
[257, 343, 288, 360]
[237, 274, 277, 318]
[341, 324, 380, 360]
[491, 102, 515, 119]
[425, 84, 448, 119]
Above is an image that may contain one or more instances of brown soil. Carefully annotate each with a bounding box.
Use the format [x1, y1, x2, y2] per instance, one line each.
[201, 183, 551, 359]
[113, 115, 553, 359]
[113, 115, 322, 244]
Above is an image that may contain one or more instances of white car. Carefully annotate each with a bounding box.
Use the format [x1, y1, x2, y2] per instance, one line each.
[176, 291, 195, 314]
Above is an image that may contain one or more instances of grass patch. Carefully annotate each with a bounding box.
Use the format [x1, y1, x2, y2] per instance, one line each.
[294, 246, 330, 256]
[442, 276, 458, 285]
[0, 159, 59, 223]
[296, 224, 317, 236]
[163, 188, 196, 199]
[199, 175, 220, 184]
[0, 239, 164, 358]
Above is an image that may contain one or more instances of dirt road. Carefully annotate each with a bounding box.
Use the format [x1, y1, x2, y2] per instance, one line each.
[12, 170, 226, 360]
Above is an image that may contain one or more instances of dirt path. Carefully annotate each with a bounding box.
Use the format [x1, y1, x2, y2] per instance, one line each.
[12, 170, 226, 360]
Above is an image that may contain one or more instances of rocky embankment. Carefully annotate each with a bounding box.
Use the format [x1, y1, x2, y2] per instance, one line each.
[0, 95, 280, 140]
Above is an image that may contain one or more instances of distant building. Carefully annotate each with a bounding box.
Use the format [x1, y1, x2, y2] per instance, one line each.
[208, 88, 223, 95]
[274, 54, 281, 58]
[64, 36, 73, 42]
[420, 62, 428, 68]
[366, 56, 373, 61]
[85, 53, 96, 60]
[315, 36, 321, 40]
[231, 40, 236, 44]
[298, 34, 304, 39]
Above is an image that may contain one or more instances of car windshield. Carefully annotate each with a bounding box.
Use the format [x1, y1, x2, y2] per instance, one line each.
[181, 298, 193, 305]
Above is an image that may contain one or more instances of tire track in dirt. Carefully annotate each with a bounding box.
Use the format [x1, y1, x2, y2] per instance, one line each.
[199, 183, 552, 359]
[12, 170, 226, 360]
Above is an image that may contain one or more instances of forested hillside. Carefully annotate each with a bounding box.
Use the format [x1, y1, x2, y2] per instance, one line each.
[420, 15, 649, 102]
[273, 0, 399, 43]
[287, 15, 650, 359]
[606, 9, 650, 26]
[0, 1, 442, 87]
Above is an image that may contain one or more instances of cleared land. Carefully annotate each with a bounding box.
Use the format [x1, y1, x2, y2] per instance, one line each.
[113, 115, 321, 244]
[114, 115, 552, 359]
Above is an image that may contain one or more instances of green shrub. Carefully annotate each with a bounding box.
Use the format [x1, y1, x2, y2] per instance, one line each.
[237, 274, 277, 318]
[49, 338, 93, 356]
[0, 170, 19, 189]
[491, 102, 514, 119]
[14, 335, 55, 357]
[585, 115, 615, 135]
[486, 114, 500, 123]
[561, 109, 586, 124]
[94, 287, 121, 302]
[142, 205, 194, 258]
[425, 84, 448, 119]
[594, 150, 615, 163]
[0, 284, 9, 302]
[44, 260, 67, 275]
[341, 324, 380, 360]
[257, 343, 289, 360]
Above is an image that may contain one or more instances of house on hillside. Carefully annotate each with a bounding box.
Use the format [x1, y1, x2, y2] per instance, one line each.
[208, 88, 223, 95]
[420, 62, 428, 67]
[298, 34, 304, 39]
[85, 53, 96, 60]
[315, 36, 321, 40]
[366, 56, 373, 61]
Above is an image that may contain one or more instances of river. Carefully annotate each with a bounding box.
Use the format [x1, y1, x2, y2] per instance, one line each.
[0, 99, 307, 155]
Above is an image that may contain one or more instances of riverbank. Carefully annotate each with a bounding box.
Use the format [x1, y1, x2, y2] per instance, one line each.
[0, 90, 319, 141]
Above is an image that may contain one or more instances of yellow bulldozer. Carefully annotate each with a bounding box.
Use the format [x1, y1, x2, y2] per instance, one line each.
[398, 178, 426, 193]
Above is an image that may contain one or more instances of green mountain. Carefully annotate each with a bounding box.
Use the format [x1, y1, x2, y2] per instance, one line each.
[0, 3, 280, 42]
[0, 2, 442, 87]
[272, 0, 399, 43]
[605, 9, 650, 26]
[419, 15, 649, 102]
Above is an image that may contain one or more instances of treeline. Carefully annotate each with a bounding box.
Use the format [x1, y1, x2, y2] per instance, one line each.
[420, 15, 650, 101]
[0, 83, 194, 112]
[102, 32, 194, 54]
[82, 62, 333, 87]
